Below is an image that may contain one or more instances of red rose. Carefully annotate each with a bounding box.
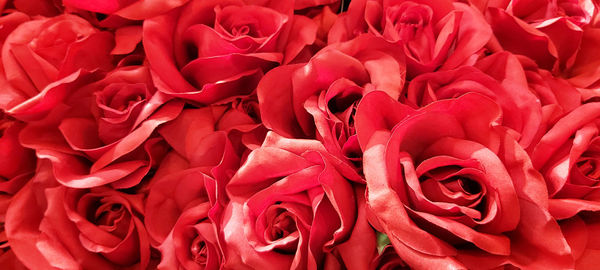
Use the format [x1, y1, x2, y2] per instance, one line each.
[19, 65, 183, 189]
[221, 132, 363, 269]
[6, 162, 154, 269]
[0, 112, 35, 193]
[485, 0, 600, 87]
[158, 98, 265, 169]
[62, 0, 189, 20]
[563, 26, 600, 88]
[0, 112, 33, 270]
[530, 102, 600, 267]
[405, 52, 543, 147]
[356, 92, 573, 268]
[0, 14, 115, 121]
[258, 35, 405, 168]
[512, 54, 582, 144]
[329, 0, 492, 78]
[146, 165, 223, 270]
[294, 0, 340, 12]
[143, 0, 318, 104]
[3, 0, 62, 16]
[146, 101, 266, 268]
[159, 200, 221, 270]
[330, 186, 386, 270]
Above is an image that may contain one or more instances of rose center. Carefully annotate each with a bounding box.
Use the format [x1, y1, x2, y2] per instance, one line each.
[443, 177, 482, 195]
[557, 1, 588, 25]
[419, 165, 486, 216]
[231, 25, 251, 36]
[0, 114, 12, 138]
[190, 237, 208, 265]
[328, 92, 362, 115]
[268, 212, 296, 241]
[386, 3, 432, 41]
[98, 83, 147, 114]
[577, 158, 600, 180]
[95, 203, 124, 227]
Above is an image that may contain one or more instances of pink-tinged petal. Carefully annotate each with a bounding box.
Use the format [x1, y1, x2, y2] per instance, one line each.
[67, 0, 190, 20]
[500, 133, 575, 268]
[111, 26, 143, 55]
[5, 167, 58, 270]
[311, 151, 356, 248]
[180, 54, 278, 89]
[488, 8, 558, 70]
[221, 202, 291, 269]
[143, 9, 199, 95]
[261, 131, 327, 156]
[63, 0, 131, 14]
[566, 28, 600, 88]
[549, 199, 600, 220]
[282, 15, 318, 64]
[145, 168, 211, 243]
[7, 70, 100, 121]
[408, 209, 511, 255]
[507, 199, 574, 269]
[227, 146, 314, 198]
[418, 137, 520, 233]
[159, 107, 219, 159]
[536, 17, 583, 69]
[355, 91, 413, 150]
[59, 31, 115, 78]
[257, 64, 305, 138]
[363, 131, 457, 257]
[441, 3, 492, 70]
[116, 0, 190, 20]
[183, 24, 251, 57]
[91, 100, 183, 172]
[38, 149, 146, 188]
[560, 216, 589, 261]
[532, 103, 600, 170]
[335, 187, 378, 270]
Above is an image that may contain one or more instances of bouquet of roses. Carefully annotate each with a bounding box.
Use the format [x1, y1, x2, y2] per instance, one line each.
[1, 0, 599, 269]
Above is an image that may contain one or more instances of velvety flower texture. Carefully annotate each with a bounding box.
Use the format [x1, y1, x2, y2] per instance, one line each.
[143, 0, 318, 104]
[484, 0, 600, 88]
[19, 65, 183, 189]
[222, 132, 365, 269]
[258, 35, 405, 169]
[404, 51, 543, 147]
[2, 0, 600, 269]
[531, 102, 600, 268]
[0, 112, 34, 270]
[0, 14, 115, 121]
[329, 0, 492, 78]
[356, 92, 573, 269]
[6, 162, 153, 269]
[62, 0, 190, 20]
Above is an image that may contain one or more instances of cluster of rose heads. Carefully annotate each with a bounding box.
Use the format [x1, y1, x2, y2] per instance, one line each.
[1, 0, 600, 269]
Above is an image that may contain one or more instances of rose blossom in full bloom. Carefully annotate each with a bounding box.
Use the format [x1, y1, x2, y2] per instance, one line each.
[221, 132, 365, 269]
[258, 35, 405, 170]
[18, 65, 183, 189]
[143, 0, 318, 104]
[0, 14, 115, 121]
[0, 0, 599, 269]
[356, 92, 573, 269]
[329, 0, 492, 78]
